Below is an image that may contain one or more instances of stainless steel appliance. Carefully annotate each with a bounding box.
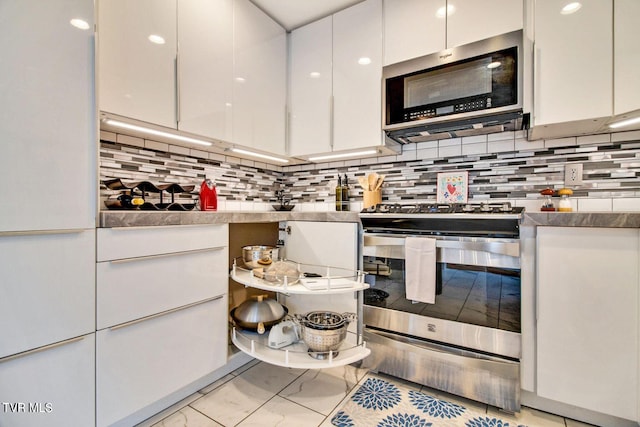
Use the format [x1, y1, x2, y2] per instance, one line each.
[383, 30, 526, 144]
[360, 202, 523, 412]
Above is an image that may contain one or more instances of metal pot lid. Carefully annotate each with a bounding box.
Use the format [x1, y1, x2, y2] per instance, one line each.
[233, 295, 286, 324]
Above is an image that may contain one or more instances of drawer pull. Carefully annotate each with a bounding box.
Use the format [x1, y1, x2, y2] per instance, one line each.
[0, 229, 87, 237]
[0, 336, 85, 364]
[109, 295, 224, 331]
[108, 246, 225, 264]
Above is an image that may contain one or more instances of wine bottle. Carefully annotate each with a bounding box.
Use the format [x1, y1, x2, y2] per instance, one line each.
[342, 174, 350, 211]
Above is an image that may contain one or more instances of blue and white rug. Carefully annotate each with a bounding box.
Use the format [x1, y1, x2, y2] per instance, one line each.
[331, 376, 527, 427]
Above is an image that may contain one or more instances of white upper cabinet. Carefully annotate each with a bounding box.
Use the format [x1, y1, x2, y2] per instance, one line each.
[383, 0, 522, 65]
[531, 0, 612, 131]
[233, 0, 287, 155]
[332, 0, 384, 152]
[383, 0, 445, 65]
[98, 0, 178, 128]
[0, 0, 95, 232]
[446, 0, 523, 48]
[177, 0, 233, 142]
[614, 0, 640, 115]
[289, 0, 385, 158]
[289, 16, 333, 157]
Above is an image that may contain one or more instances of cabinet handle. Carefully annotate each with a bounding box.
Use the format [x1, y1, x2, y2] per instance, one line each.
[0, 229, 87, 237]
[108, 294, 224, 331]
[108, 246, 225, 264]
[329, 95, 334, 149]
[175, 55, 180, 125]
[0, 336, 85, 364]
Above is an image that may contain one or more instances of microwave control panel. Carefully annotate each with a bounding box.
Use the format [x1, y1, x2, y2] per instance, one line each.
[405, 98, 492, 121]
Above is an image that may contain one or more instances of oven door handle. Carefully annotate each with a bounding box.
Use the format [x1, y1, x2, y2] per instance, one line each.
[363, 235, 520, 258]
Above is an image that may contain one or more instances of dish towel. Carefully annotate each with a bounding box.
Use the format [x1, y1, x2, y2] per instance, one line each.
[405, 236, 436, 304]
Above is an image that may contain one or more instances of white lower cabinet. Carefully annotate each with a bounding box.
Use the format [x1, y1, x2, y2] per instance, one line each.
[96, 224, 229, 426]
[0, 334, 95, 427]
[96, 296, 227, 427]
[536, 226, 639, 421]
[0, 230, 95, 359]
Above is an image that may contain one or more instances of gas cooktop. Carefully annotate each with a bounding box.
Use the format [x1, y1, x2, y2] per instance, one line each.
[361, 202, 524, 215]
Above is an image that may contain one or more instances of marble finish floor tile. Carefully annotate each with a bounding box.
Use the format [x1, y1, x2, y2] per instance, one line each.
[487, 405, 565, 426]
[190, 363, 304, 426]
[236, 395, 325, 427]
[279, 365, 367, 415]
[152, 406, 221, 427]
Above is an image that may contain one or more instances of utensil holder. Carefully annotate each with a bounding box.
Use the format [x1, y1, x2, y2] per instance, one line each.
[363, 190, 382, 209]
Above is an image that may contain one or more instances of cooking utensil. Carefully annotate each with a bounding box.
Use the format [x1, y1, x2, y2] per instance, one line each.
[230, 295, 287, 334]
[242, 245, 279, 269]
[357, 176, 369, 190]
[374, 174, 385, 191]
[293, 311, 355, 358]
[367, 173, 378, 191]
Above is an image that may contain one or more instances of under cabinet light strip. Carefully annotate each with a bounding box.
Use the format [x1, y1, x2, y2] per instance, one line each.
[103, 119, 212, 147]
[309, 150, 377, 162]
[230, 148, 289, 163]
[609, 116, 640, 129]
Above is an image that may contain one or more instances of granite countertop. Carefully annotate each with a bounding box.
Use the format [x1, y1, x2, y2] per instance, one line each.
[100, 210, 640, 229]
[99, 210, 361, 228]
[523, 212, 640, 228]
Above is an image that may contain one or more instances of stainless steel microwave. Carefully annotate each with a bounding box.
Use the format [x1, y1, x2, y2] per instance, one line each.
[383, 30, 523, 135]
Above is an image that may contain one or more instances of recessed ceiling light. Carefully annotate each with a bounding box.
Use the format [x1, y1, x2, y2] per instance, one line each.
[148, 34, 165, 44]
[436, 4, 456, 18]
[487, 61, 502, 69]
[561, 2, 582, 15]
[235, 77, 246, 83]
[309, 72, 321, 78]
[70, 19, 90, 30]
[358, 57, 372, 65]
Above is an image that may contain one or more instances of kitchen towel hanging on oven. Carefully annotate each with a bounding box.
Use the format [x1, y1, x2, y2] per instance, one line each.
[405, 237, 436, 304]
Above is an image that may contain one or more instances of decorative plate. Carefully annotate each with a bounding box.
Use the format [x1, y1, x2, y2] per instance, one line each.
[436, 171, 468, 204]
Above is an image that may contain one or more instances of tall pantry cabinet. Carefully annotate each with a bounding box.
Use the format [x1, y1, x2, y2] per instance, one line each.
[0, 1, 97, 426]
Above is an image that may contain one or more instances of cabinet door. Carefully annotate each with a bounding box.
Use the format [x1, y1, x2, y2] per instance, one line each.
[96, 296, 227, 427]
[614, 0, 640, 115]
[0, 334, 95, 427]
[533, 0, 612, 126]
[446, 0, 523, 48]
[178, 0, 233, 141]
[233, 0, 287, 155]
[289, 16, 333, 157]
[0, 231, 95, 359]
[536, 227, 638, 421]
[383, 0, 445, 66]
[0, 0, 95, 232]
[99, 0, 177, 128]
[333, 0, 384, 152]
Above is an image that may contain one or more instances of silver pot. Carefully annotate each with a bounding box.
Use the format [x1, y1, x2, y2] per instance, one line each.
[242, 245, 279, 269]
[230, 295, 287, 334]
[294, 311, 355, 358]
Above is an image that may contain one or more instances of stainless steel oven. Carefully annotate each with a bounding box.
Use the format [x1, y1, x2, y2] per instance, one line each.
[360, 202, 523, 412]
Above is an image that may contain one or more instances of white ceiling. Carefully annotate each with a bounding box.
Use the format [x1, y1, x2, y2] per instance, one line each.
[250, 0, 365, 31]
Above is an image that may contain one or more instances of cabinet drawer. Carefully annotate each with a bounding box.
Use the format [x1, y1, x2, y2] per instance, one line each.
[0, 334, 95, 427]
[97, 224, 228, 261]
[96, 296, 227, 427]
[97, 245, 228, 329]
[0, 230, 95, 358]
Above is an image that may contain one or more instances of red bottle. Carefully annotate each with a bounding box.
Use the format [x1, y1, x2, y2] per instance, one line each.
[200, 179, 218, 211]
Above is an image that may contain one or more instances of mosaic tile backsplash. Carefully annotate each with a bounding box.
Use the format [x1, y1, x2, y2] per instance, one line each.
[99, 129, 640, 213]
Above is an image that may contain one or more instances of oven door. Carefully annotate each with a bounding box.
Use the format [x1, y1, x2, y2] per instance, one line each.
[362, 233, 521, 359]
